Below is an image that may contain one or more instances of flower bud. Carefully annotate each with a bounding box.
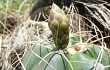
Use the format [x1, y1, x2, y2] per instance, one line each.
[48, 3, 69, 49]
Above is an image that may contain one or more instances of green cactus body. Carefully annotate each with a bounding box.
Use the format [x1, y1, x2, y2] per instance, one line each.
[48, 3, 69, 49]
[22, 39, 110, 70]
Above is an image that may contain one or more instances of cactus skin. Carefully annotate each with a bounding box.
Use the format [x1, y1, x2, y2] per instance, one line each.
[48, 3, 69, 49]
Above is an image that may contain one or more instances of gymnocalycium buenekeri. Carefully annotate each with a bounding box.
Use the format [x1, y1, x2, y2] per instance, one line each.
[48, 3, 69, 49]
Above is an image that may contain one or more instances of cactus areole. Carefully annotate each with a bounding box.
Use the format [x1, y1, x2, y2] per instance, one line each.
[48, 3, 69, 49]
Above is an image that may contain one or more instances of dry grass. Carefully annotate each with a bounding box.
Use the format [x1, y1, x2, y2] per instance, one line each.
[0, 0, 110, 70]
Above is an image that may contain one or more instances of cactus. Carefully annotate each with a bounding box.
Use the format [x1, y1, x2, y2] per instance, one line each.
[22, 3, 110, 70]
[48, 3, 69, 49]
[22, 39, 110, 70]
